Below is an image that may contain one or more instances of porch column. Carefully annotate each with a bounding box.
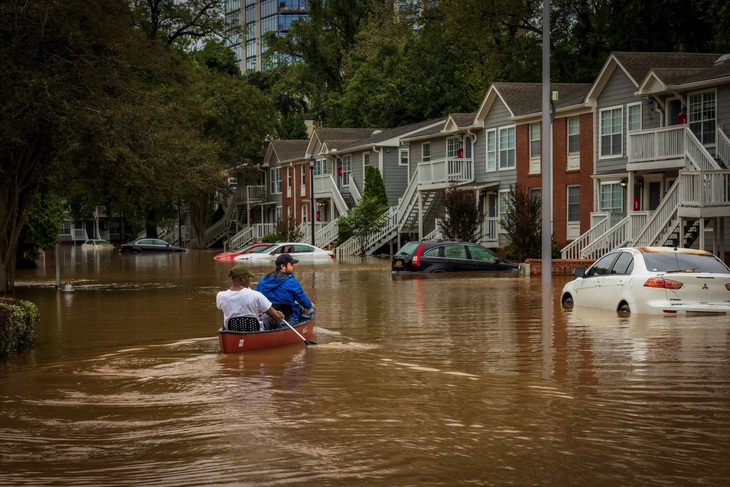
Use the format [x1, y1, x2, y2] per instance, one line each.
[418, 191, 423, 240]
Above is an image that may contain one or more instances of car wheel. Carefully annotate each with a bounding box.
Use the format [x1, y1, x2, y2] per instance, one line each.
[618, 302, 631, 314]
[561, 294, 574, 309]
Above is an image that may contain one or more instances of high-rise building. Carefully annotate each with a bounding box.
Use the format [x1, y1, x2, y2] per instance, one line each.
[225, 0, 310, 73]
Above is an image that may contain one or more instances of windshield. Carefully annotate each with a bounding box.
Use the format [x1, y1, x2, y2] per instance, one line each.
[642, 252, 730, 273]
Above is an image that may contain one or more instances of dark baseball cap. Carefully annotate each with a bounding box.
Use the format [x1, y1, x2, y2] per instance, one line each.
[229, 264, 255, 278]
[275, 253, 299, 267]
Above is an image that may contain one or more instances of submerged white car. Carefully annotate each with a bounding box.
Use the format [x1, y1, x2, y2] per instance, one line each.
[233, 242, 335, 263]
[561, 247, 730, 315]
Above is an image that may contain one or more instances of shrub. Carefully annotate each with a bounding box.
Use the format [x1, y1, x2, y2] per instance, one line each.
[0, 298, 38, 358]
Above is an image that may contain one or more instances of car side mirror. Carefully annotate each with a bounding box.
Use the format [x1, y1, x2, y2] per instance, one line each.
[573, 267, 585, 278]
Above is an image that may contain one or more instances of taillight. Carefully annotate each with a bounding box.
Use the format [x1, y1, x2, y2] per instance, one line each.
[644, 277, 683, 290]
[411, 243, 425, 268]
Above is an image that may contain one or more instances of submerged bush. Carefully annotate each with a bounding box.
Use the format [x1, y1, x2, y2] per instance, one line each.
[0, 298, 38, 357]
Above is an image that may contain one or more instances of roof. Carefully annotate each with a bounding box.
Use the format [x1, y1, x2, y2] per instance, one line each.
[587, 51, 723, 103]
[336, 118, 447, 151]
[493, 83, 591, 117]
[267, 139, 308, 163]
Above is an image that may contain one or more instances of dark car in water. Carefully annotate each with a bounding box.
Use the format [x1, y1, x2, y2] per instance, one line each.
[119, 238, 186, 253]
[391, 240, 519, 274]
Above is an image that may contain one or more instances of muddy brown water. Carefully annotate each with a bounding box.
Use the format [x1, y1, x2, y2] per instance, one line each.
[1, 246, 729, 486]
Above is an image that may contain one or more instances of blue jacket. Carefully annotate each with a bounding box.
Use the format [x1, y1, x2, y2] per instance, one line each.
[255, 270, 312, 322]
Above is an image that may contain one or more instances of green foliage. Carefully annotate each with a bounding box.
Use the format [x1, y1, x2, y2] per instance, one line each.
[262, 233, 278, 243]
[438, 186, 480, 243]
[336, 217, 353, 246]
[364, 166, 388, 205]
[0, 298, 38, 357]
[16, 190, 65, 268]
[499, 184, 542, 262]
[276, 218, 304, 242]
[340, 195, 389, 255]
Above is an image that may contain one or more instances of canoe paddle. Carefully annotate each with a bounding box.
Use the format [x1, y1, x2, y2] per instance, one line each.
[282, 319, 316, 346]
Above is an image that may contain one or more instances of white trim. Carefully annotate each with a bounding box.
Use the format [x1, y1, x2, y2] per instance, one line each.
[598, 105, 624, 159]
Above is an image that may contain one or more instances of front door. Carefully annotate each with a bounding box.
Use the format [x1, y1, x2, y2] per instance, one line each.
[648, 181, 662, 211]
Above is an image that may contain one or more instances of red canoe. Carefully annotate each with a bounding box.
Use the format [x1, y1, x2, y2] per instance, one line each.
[217, 317, 315, 354]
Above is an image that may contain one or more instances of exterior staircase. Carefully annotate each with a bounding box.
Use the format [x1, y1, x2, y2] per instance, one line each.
[562, 126, 730, 260]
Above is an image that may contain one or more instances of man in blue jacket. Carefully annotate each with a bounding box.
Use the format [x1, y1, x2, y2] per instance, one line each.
[256, 253, 315, 323]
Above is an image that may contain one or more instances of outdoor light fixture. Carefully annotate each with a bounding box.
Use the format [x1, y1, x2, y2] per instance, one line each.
[635, 176, 644, 188]
[620, 178, 628, 188]
[309, 155, 316, 245]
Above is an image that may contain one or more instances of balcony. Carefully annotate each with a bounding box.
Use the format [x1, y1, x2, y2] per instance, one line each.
[418, 157, 474, 189]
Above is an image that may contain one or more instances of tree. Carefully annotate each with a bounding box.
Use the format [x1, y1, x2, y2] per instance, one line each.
[499, 184, 542, 262]
[127, 0, 226, 48]
[339, 165, 389, 255]
[0, 0, 146, 292]
[438, 185, 480, 242]
[16, 190, 65, 269]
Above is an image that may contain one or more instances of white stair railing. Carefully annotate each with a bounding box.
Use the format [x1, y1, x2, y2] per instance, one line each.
[561, 215, 610, 259]
[717, 128, 730, 167]
[631, 178, 681, 246]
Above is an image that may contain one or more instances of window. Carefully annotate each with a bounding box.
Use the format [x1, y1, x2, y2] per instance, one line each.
[586, 252, 618, 278]
[600, 181, 624, 213]
[529, 124, 541, 158]
[275, 205, 282, 222]
[399, 149, 409, 166]
[422, 143, 431, 162]
[443, 244, 467, 259]
[286, 167, 292, 190]
[313, 158, 328, 176]
[567, 186, 580, 223]
[301, 204, 308, 223]
[530, 187, 541, 203]
[611, 252, 634, 275]
[627, 103, 642, 132]
[270, 167, 282, 194]
[447, 138, 460, 158]
[468, 245, 497, 263]
[599, 107, 623, 157]
[486, 129, 496, 171]
[529, 124, 541, 174]
[363, 152, 370, 167]
[62, 221, 71, 235]
[568, 117, 580, 153]
[498, 189, 510, 222]
[301, 165, 306, 186]
[688, 90, 716, 145]
[342, 155, 352, 185]
[498, 126, 516, 169]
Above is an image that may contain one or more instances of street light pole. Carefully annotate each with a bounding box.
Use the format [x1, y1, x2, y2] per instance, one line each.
[309, 155, 316, 246]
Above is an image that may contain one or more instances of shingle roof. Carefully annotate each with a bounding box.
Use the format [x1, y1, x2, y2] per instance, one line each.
[269, 140, 308, 163]
[493, 83, 591, 116]
[612, 52, 721, 84]
[312, 128, 381, 150]
[336, 118, 446, 151]
[448, 113, 476, 128]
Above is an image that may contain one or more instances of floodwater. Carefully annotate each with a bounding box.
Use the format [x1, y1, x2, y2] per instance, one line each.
[1, 246, 729, 486]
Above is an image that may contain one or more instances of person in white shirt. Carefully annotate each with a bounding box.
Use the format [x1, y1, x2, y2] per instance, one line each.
[217, 264, 284, 330]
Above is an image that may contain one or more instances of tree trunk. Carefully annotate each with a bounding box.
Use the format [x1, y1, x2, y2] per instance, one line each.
[189, 195, 211, 250]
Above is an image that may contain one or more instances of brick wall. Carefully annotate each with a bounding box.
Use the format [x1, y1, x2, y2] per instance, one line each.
[525, 258, 594, 275]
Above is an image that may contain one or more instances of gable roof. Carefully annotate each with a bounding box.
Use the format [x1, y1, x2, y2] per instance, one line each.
[306, 127, 381, 156]
[265, 139, 308, 164]
[586, 51, 721, 104]
[336, 118, 446, 152]
[475, 83, 590, 123]
[637, 54, 730, 94]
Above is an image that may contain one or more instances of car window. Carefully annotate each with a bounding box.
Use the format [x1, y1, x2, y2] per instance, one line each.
[468, 245, 497, 263]
[423, 246, 443, 258]
[611, 252, 634, 274]
[642, 252, 730, 273]
[585, 252, 617, 277]
[396, 242, 420, 256]
[292, 245, 313, 253]
[138, 239, 150, 245]
[443, 245, 467, 259]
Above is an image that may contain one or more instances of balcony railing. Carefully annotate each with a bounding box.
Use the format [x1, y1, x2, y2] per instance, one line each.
[418, 157, 473, 187]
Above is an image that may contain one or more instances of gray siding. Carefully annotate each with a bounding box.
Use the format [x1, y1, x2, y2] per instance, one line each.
[718, 84, 730, 133]
[477, 98, 516, 187]
[381, 150, 408, 206]
[594, 68, 636, 175]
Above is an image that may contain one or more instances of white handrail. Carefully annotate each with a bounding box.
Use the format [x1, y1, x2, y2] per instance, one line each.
[717, 128, 730, 168]
[631, 177, 680, 246]
[560, 215, 609, 259]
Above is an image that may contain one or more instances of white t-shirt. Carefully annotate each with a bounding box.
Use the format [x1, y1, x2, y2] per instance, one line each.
[216, 288, 273, 329]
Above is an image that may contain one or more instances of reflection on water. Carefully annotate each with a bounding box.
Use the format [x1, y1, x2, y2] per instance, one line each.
[1, 246, 729, 485]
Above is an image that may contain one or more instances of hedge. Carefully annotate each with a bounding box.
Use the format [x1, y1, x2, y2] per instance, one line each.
[0, 297, 38, 357]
